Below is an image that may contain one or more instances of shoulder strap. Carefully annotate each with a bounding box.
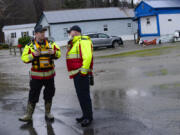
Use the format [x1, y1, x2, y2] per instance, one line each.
[27, 42, 32, 46]
[49, 42, 52, 49]
[47, 40, 53, 49]
[32, 40, 37, 50]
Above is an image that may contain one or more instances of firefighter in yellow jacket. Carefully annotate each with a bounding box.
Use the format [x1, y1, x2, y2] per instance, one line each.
[66, 25, 94, 127]
[19, 25, 61, 122]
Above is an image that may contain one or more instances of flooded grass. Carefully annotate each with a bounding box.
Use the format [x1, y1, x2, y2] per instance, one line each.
[155, 82, 180, 90]
[161, 69, 168, 76]
[145, 69, 168, 77]
[99, 45, 178, 58]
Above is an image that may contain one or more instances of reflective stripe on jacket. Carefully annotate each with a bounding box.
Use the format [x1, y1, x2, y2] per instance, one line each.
[21, 39, 61, 80]
[30, 68, 56, 80]
[66, 36, 93, 79]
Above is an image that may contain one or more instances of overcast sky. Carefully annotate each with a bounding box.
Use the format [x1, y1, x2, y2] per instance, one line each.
[134, 0, 142, 3]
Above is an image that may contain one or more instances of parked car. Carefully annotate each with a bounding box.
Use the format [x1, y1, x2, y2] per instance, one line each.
[85, 33, 123, 49]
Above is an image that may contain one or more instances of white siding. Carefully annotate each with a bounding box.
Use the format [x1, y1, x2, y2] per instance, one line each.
[159, 14, 180, 35]
[40, 17, 50, 37]
[140, 16, 158, 34]
[46, 19, 137, 46]
[40, 16, 49, 27]
[3, 27, 34, 46]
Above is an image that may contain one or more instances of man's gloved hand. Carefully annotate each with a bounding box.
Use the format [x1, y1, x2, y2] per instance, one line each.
[48, 49, 55, 55]
[33, 50, 40, 57]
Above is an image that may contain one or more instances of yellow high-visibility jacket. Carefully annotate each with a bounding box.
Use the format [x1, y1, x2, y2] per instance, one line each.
[21, 39, 61, 80]
[66, 35, 93, 79]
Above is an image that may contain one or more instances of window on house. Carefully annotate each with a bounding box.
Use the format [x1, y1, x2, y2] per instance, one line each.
[128, 23, 132, 28]
[21, 32, 29, 37]
[104, 24, 108, 31]
[64, 28, 68, 37]
[11, 33, 16, 38]
[147, 18, 150, 24]
[168, 19, 172, 22]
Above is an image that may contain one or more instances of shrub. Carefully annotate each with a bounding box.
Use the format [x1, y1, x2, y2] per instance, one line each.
[18, 36, 31, 48]
[2, 44, 9, 49]
[0, 44, 9, 49]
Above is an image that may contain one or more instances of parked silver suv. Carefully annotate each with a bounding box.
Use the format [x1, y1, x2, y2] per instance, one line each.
[85, 33, 123, 49]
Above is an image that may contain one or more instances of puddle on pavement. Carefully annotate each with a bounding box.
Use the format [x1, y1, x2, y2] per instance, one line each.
[92, 81, 180, 113]
[19, 122, 56, 135]
[1, 98, 23, 111]
[1, 47, 180, 134]
[0, 72, 29, 112]
[92, 89, 131, 114]
[0, 73, 28, 92]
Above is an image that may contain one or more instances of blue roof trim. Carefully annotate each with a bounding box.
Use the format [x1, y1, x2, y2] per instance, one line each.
[156, 8, 180, 14]
[140, 34, 160, 37]
[135, 1, 148, 11]
[135, 1, 180, 18]
[138, 19, 141, 36]
[156, 15, 160, 37]
[135, 1, 156, 18]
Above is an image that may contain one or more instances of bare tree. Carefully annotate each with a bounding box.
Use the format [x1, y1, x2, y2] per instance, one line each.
[0, 0, 6, 18]
[33, 0, 44, 19]
[119, 0, 130, 8]
[0, 0, 17, 19]
[63, 0, 86, 9]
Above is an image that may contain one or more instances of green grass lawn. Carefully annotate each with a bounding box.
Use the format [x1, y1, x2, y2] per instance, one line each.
[99, 45, 179, 58]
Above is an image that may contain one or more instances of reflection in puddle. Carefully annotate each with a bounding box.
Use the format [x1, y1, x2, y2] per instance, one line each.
[126, 89, 147, 97]
[126, 89, 138, 97]
[93, 89, 127, 112]
[47, 122, 55, 135]
[92, 87, 151, 114]
[0, 72, 28, 98]
[20, 122, 38, 135]
[83, 128, 94, 135]
[20, 121, 55, 135]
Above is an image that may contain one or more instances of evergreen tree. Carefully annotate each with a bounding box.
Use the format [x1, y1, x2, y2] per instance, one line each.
[64, 0, 86, 9]
[112, 0, 119, 7]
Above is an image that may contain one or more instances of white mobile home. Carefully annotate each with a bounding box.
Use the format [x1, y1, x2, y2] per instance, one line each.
[37, 8, 138, 46]
[2, 23, 36, 46]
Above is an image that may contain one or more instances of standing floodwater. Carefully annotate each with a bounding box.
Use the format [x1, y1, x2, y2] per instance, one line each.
[1, 42, 180, 134]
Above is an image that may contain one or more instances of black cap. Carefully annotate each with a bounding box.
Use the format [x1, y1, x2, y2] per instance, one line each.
[67, 25, 81, 33]
[35, 25, 47, 33]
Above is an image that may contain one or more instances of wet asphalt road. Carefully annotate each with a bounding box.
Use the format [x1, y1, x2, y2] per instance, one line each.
[1, 42, 180, 135]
